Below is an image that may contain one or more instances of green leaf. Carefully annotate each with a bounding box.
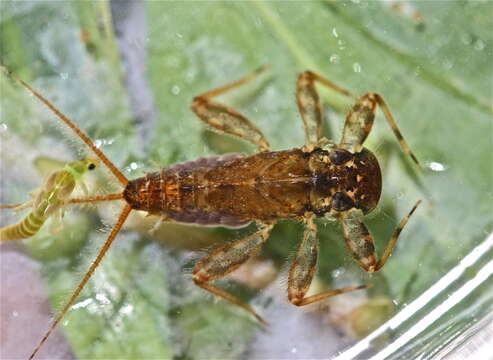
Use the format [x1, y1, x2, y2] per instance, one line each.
[1, 1, 491, 359]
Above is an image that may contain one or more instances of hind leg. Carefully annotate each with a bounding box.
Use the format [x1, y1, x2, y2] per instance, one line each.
[191, 66, 271, 152]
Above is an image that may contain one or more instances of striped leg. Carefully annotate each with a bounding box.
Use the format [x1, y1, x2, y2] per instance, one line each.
[294, 70, 421, 168]
[341, 201, 422, 272]
[296, 71, 353, 148]
[191, 66, 271, 152]
[192, 223, 274, 324]
[340, 93, 421, 168]
[287, 215, 368, 307]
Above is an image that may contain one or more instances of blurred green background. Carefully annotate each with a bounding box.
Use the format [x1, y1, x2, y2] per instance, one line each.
[1, 1, 492, 359]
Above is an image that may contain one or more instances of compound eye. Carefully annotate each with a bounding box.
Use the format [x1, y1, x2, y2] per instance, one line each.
[88, 163, 96, 170]
[329, 149, 353, 165]
[331, 192, 354, 211]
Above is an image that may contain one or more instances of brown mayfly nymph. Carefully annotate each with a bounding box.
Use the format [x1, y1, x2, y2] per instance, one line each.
[1, 65, 421, 359]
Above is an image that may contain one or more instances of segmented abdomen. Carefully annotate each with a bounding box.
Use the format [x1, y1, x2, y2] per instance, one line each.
[0, 207, 47, 241]
[123, 150, 315, 226]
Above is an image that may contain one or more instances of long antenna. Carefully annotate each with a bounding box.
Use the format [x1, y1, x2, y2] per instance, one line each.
[0, 65, 129, 186]
[29, 204, 132, 360]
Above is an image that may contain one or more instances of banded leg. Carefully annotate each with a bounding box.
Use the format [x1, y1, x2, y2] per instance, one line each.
[192, 223, 274, 324]
[296, 71, 420, 167]
[341, 200, 422, 272]
[288, 215, 368, 307]
[296, 71, 353, 148]
[191, 66, 270, 152]
[341, 93, 420, 167]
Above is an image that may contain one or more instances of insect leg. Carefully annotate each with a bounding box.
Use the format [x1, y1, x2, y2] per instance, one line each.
[0, 201, 33, 210]
[29, 204, 132, 360]
[296, 71, 354, 148]
[340, 92, 421, 167]
[66, 193, 125, 204]
[287, 215, 369, 306]
[340, 201, 421, 272]
[191, 66, 271, 152]
[192, 223, 274, 324]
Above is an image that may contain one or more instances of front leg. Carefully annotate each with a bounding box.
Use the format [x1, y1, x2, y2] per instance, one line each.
[296, 71, 420, 167]
[341, 201, 421, 272]
[296, 71, 353, 149]
[341, 93, 421, 167]
[288, 215, 368, 306]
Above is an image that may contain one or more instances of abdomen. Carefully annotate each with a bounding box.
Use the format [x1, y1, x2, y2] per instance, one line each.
[123, 150, 314, 226]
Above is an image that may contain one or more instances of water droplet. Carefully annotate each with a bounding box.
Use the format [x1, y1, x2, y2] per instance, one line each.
[176, 33, 183, 39]
[353, 62, 362, 73]
[461, 33, 473, 45]
[12, 311, 18, 317]
[332, 27, 339, 38]
[0, 123, 7, 132]
[71, 298, 93, 310]
[427, 161, 447, 172]
[130, 162, 139, 170]
[332, 268, 344, 277]
[338, 39, 347, 50]
[392, 299, 399, 306]
[120, 304, 134, 315]
[94, 138, 114, 148]
[474, 39, 485, 51]
[95, 293, 111, 305]
[60, 72, 68, 80]
[291, 347, 297, 354]
[330, 54, 341, 64]
[171, 85, 181, 95]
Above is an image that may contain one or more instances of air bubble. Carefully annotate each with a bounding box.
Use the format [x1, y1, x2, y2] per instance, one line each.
[95, 293, 111, 305]
[330, 54, 341, 64]
[120, 304, 134, 315]
[427, 161, 447, 172]
[72, 298, 93, 310]
[171, 85, 181, 95]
